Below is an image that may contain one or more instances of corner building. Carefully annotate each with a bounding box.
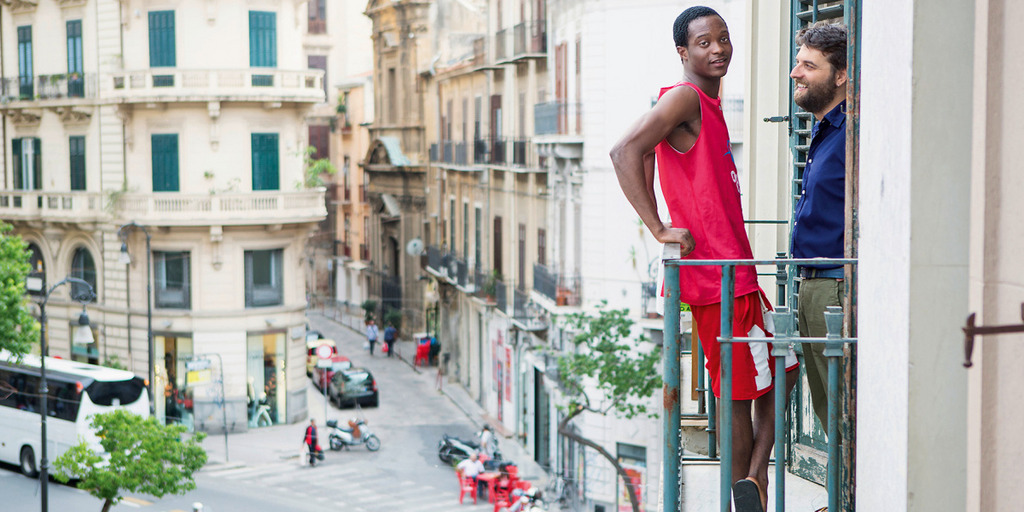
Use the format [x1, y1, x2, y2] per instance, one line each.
[0, 0, 325, 431]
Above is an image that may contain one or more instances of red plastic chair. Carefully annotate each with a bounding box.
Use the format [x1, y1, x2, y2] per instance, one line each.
[492, 485, 511, 512]
[414, 342, 430, 366]
[457, 470, 478, 505]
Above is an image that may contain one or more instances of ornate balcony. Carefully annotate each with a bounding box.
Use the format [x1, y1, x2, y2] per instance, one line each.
[106, 68, 325, 104]
[0, 73, 96, 106]
[0, 191, 105, 223]
[115, 189, 326, 226]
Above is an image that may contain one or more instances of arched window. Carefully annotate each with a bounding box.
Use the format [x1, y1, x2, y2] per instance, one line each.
[70, 247, 96, 300]
[26, 243, 45, 296]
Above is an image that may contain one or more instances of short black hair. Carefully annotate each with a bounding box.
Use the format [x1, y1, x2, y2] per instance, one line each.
[673, 6, 722, 47]
[796, 22, 848, 74]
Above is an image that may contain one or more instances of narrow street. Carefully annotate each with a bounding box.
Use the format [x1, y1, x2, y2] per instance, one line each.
[2, 311, 516, 512]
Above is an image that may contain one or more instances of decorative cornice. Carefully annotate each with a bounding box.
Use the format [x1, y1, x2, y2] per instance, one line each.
[0, 0, 39, 14]
[56, 0, 87, 8]
[2, 109, 41, 126]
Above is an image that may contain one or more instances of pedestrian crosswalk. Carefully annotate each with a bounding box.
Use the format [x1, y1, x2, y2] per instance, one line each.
[200, 460, 495, 512]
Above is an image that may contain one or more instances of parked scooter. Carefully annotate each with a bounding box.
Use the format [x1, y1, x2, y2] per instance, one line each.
[327, 419, 381, 452]
[437, 434, 504, 467]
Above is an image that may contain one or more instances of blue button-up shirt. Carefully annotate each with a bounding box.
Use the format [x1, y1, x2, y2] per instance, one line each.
[792, 101, 846, 268]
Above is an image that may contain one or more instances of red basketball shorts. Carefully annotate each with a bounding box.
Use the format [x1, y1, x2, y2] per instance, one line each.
[691, 290, 799, 400]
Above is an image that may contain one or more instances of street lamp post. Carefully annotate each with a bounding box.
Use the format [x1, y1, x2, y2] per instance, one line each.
[119, 222, 153, 417]
[32, 276, 96, 512]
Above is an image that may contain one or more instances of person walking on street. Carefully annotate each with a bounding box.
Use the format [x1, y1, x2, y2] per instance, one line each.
[789, 21, 849, 435]
[304, 419, 320, 466]
[610, 7, 798, 511]
[383, 323, 397, 358]
[365, 319, 379, 356]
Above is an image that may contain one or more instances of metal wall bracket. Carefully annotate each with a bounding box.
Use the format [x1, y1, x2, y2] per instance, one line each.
[963, 303, 1024, 368]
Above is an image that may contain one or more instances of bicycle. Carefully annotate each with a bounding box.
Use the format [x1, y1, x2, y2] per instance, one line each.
[544, 474, 579, 510]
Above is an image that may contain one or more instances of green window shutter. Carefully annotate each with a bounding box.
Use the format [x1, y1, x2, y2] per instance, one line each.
[251, 133, 279, 191]
[17, 26, 32, 99]
[32, 138, 41, 191]
[148, 11, 176, 67]
[12, 138, 22, 190]
[67, 20, 84, 97]
[69, 136, 86, 191]
[151, 134, 179, 192]
[249, 11, 277, 67]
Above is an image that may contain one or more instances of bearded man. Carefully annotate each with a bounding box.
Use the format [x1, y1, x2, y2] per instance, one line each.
[789, 22, 848, 433]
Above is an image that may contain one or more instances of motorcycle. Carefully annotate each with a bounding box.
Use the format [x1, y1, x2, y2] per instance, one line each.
[327, 419, 381, 452]
[437, 434, 504, 467]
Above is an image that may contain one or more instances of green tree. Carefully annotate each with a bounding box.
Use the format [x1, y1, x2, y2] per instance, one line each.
[53, 410, 207, 512]
[554, 303, 662, 512]
[0, 222, 39, 356]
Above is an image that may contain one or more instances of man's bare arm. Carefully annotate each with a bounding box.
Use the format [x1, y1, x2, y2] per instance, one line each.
[610, 86, 700, 255]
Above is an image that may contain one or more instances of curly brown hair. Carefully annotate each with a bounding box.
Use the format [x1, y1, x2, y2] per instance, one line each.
[796, 22, 847, 74]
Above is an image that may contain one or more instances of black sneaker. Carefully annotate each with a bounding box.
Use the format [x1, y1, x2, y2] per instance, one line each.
[733, 479, 765, 512]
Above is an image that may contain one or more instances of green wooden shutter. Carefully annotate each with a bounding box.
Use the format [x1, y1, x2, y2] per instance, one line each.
[31, 138, 41, 191]
[17, 26, 32, 99]
[149, 11, 176, 67]
[12, 138, 22, 190]
[249, 12, 277, 67]
[69, 136, 86, 191]
[151, 134, 179, 192]
[251, 134, 279, 191]
[249, 11, 276, 87]
[67, 20, 84, 97]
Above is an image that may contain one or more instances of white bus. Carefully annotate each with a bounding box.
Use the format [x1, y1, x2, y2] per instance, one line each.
[0, 351, 150, 477]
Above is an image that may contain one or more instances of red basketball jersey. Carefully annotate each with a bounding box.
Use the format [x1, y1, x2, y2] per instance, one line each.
[655, 82, 757, 306]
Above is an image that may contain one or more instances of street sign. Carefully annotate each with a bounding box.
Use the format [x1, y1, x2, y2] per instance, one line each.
[186, 369, 211, 385]
[186, 359, 211, 371]
[316, 344, 333, 359]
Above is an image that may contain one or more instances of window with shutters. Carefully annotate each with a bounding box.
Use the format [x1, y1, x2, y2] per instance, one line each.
[518, 223, 526, 290]
[475, 207, 482, 271]
[250, 11, 277, 86]
[251, 133, 280, 191]
[308, 125, 329, 161]
[17, 26, 32, 99]
[155, 251, 190, 309]
[151, 134, 179, 192]
[13, 137, 41, 190]
[69, 136, 85, 191]
[70, 247, 96, 301]
[493, 216, 503, 275]
[67, 20, 84, 98]
[537, 228, 546, 266]
[148, 11, 175, 87]
[308, 0, 326, 34]
[245, 249, 283, 307]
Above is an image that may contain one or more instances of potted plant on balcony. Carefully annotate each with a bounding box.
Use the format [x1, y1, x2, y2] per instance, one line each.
[303, 146, 337, 188]
[481, 270, 501, 302]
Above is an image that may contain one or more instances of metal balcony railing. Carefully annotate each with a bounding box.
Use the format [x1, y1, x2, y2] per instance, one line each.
[495, 279, 507, 313]
[495, 28, 509, 61]
[308, 18, 326, 35]
[489, 137, 507, 165]
[107, 68, 325, 103]
[430, 141, 472, 166]
[534, 101, 583, 136]
[532, 263, 581, 306]
[473, 139, 489, 164]
[359, 244, 369, 261]
[662, 257, 857, 512]
[427, 245, 443, 272]
[512, 21, 547, 56]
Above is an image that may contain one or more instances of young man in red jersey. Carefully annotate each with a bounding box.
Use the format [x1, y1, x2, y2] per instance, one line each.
[610, 7, 799, 512]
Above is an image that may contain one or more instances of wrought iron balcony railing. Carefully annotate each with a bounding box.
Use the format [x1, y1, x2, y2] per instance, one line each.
[513, 21, 547, 57]
[534, 101, 583, 136]
[533, 263, 581, 306]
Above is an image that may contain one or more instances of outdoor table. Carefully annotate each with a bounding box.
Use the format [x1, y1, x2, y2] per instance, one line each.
[477, 472, 501, 502]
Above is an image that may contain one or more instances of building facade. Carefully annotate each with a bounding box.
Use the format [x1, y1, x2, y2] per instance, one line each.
[0, 0, 325, 432]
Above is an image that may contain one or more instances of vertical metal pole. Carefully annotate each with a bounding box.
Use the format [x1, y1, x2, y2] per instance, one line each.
[771, 307, 794, 512]
[213, 353, 229, 462]
[39, 300, 48, 512]
[824, 306, 844, 512]
[145, 231, 154, 417]
[696, 342, 706, 415]
[719, 265, 735, 512]
[708, 381, 717, 459]
[663, 264, 682, 512]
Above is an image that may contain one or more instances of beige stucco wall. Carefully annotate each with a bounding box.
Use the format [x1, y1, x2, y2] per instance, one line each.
[967, 0, 1024, 510]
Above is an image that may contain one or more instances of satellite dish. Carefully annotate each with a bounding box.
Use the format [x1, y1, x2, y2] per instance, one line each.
[406, 238, 424, 256]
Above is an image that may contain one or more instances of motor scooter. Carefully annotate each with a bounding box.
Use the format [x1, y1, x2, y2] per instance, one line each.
[438, 433, 504, 467]
[327, 419, 381, 451]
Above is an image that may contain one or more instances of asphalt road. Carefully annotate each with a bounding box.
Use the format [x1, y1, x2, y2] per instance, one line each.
[1, 312, 494, 512]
